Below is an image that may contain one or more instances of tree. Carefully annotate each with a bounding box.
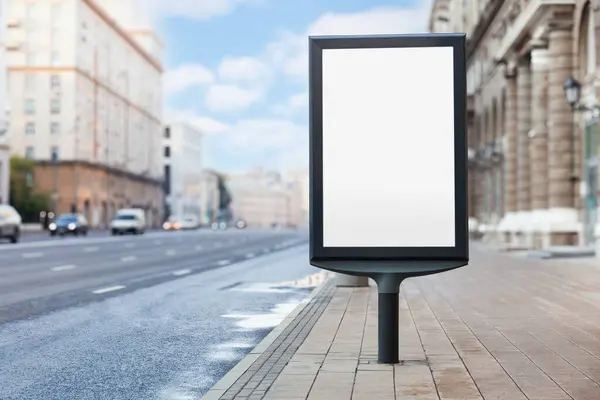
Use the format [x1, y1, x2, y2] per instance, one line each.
[9, 155, 50, 222]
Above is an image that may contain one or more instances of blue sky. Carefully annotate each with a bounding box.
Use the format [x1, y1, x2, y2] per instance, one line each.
[148, 0, 432, 173]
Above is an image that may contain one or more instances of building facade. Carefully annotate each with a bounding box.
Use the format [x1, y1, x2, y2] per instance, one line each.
[198, 169, 220, 225]
[5, 0, 163, 227]
[228, 168, 295, 228]
[0, 0, 9, 205]
[162, 122, 204, 220]
[430, 0, 600, 250]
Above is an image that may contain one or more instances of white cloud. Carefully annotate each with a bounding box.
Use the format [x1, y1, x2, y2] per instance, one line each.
[271, 90, 308, 116]
[268, 5, 432, 79]
[218, 56, 269, 83]
[205, 84, 263, 112]
[163, 64, 214, 94]
[140, 0, 254, 22]
[164, 109, 230, 133]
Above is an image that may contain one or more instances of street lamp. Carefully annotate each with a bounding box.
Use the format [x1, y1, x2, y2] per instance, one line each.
[563, 76, 581, 109]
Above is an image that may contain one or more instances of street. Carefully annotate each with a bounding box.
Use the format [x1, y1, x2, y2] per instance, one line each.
[0, 229, 317, 400]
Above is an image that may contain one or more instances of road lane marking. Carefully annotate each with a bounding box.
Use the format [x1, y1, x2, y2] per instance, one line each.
[125, 243, 136, 248]
[218, 259, 230, 266]
[165, 249, 176, 256]
[51, 264, 75, 272]
[121, 256, 137, 262]
[84, 247, 99, 252]
[173, 269, 191, 276]
[246, 253, 254, 258]
[195, 245, 203, 250]
[22, 252, 43, 259]
[92, 285, 126, 294]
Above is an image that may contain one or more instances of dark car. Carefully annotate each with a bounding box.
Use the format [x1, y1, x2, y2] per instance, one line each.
[48, 213, 89, 237]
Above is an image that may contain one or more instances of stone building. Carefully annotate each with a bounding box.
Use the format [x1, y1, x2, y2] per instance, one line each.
[429, 0, 600, 250]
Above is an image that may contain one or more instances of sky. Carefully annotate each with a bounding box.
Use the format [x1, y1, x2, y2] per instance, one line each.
[142, 0, 433, 173]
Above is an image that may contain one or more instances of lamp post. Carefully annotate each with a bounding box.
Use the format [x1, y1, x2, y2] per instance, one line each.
[562, 76, 600, 184]
[51, 150, 59, 213]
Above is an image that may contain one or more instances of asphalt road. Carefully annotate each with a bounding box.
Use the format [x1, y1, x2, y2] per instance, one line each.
[0, 229, 318, 399]
[14, 228, 163, 243]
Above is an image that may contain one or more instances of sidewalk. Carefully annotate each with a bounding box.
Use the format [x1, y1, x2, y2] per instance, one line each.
[203, 243, 600, 400]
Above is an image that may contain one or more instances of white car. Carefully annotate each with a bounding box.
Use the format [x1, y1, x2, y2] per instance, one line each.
[110, 208, 146, 235]
[0, 204, 22, 243]
[181, 215, 199, 230]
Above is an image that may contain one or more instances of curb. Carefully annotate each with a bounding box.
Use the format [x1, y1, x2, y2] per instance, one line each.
[201, 274, 334, 400]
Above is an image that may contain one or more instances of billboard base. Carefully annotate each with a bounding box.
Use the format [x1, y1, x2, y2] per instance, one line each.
[310, 260, 467, 364]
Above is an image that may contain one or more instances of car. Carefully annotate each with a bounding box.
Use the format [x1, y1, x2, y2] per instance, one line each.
[181, 215, 199, 230]
[163, 216, 183, 231]
[110, 208, 146, 235]
[0, 204, 22, 243]
[49, 213, 89, 236]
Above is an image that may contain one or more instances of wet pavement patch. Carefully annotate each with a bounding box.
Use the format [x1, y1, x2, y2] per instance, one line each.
[219, 281, 244, 291]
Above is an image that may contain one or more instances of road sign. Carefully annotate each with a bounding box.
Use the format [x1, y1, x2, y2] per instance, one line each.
[308, 33, 468, 364]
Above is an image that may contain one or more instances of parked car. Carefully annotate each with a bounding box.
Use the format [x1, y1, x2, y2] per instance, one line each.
[110, 208, 146, 235]
[49, 213, 89, 236]
[0, 204, 22, 243]
[181, 215, 199, 230]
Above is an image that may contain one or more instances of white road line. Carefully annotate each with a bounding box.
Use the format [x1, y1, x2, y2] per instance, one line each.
[92, 285, 126, 294]
[51, 264, 75, 272]
[125, 243, 136, 248]
[195, 245, 203, 250]
[173, 269, 191, 276]
[22, 252, 43, 259]
[217, 259, 230, 266]
[246, 253, 254, 258]
[165, 249, 176, 256]
[121, 256, 137, 262]
[84, 247, 99, 252]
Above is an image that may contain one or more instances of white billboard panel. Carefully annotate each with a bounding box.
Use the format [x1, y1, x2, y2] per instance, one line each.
[321, 46, 456, 247]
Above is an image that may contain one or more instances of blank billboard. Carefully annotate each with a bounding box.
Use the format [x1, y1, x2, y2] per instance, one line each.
[321, 46, 456, 248]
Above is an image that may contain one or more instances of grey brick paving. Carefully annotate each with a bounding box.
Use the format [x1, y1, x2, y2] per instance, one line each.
[219, 281, 336, 399]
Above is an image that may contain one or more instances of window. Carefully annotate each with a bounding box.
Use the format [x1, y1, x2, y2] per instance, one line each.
[587, 9, 597, 74]
[51, 3, 62, 23]
[25, 52, 35, 65]
[51, 51, 60, 66]
[164, 127, 170, 138]
[50, 98, 60, 114]
[50, 75, 60, 89]
[25, 74, 34, 90]
[50, 146, 59, 162]
[24, 99, 35, 115]
[25, 146, 34, 159]
[25, 3, 36, 19]
[25, 122, 35, 135]
[164, 146, 170, 158]
[50, 122, 60, 135]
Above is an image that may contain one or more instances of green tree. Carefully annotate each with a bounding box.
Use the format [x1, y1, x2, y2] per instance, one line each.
[9, 155, 50, 221]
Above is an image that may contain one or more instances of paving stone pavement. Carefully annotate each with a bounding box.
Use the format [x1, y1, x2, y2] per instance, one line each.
[212, 243, 600, 399]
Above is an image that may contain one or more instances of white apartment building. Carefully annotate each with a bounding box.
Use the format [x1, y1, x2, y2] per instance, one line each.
[0, 0, 9, 205]
[163, 122, 205, 221]
[228, 168, 297, 227]
[5, 0, 164, 226]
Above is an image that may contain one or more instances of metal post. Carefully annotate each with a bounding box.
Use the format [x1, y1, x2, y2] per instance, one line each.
[373, 274, 405, 364]
[378, 292, 399, 364]
[51, 153, 58, 212]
